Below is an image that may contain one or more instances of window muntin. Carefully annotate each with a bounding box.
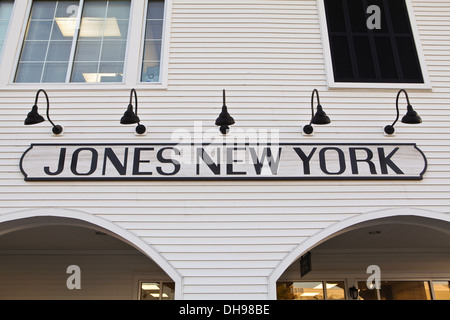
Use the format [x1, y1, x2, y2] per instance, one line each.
[323, 0, 424, 84]
[15, 0, 131, 83]
[0, 1, 14, 55]
[141, 0, 165, 83]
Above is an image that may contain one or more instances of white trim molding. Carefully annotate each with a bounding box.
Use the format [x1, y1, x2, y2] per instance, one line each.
[0, 207, 184, 299]
[317, 0, 431, 90]
[268, 207, 450, 299]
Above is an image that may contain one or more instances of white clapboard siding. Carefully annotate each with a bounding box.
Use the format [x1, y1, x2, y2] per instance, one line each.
[0, 0, 449, 299]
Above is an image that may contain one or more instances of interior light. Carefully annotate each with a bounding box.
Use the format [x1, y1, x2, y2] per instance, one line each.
[300, 292, 320, 297]
[313, 283, 338, 289]
[150, 293, 169, 298]
[55, 17, 121, 37]
[82, 73, 122, 83]
[55, 18, 77, 37]
[142, 284, 160, 290]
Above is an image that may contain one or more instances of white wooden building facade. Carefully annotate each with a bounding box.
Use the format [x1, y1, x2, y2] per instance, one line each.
[0, 0, 449, 300]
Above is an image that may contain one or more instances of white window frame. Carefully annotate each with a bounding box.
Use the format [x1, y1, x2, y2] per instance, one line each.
[317, 0, 431, 90]
[0, 0, 171, 89]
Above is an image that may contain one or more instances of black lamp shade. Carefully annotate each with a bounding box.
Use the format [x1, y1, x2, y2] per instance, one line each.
[24, 105, 45, 125]
[215, 105, 235, 126]
[120, 104, 140, 125]
[311, 104, 331, 125]
[215, 89, 235, 134]
[401, 104, 422, 124]
[349, 286, 359, 299]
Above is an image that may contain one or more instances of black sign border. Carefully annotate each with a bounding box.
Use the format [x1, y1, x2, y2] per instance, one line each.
[20, 143, 428, 182]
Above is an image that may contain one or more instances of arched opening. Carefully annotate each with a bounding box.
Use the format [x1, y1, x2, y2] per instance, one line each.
[0, 209, 182, 300]
[271, 210, 450, 300]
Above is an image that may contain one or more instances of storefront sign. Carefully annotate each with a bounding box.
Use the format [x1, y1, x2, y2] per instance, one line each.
[20, 143, 427, 181]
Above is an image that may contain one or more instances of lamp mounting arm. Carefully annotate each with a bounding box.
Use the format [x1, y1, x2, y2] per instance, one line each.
[310, 89, 320, 125]
[35, 89, 57, 128]
[392, 89, 410, 127]
[129, 88, 139, 123]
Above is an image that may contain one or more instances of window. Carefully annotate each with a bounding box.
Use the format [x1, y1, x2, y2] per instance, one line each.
[277, 281, 346, 300]
[321, 0, 425, 85]
[141, 0, 165, 83]
[0, 1, 14, 55]
[139, 281, 175, 300]
[15, 0, 131, 83]
[432, 281, 450, 300]
[358, 280, 433, 300]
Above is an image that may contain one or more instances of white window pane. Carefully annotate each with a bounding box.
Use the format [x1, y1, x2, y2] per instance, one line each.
[0, 20, 9, 39]
[107, 1, 131, 19]
[141, 62, 160, 82]
[21, 41, 48, 61]
[47, 41, 73, 61]
[0, 2, 14, 20]
[141, 0, 164, 83]
[71, 0, 130, 83]
[74, 40, 102, 61]
[0, 1, 13, 55]
[30, 1, 56, 19]
[101, 40, 126, 61]
[143, 40, 161, 61]
[99, 61, 123, 82]
[83, 1, 107, 17]
[42, 62, 69, 82]
[15, 63, 44, 82]
[145, 20, 163, 39]
[16, 1, 76, 83]
[147, 0, 165, 19]
[71, 62, 98, 82]
[27, 21, 53, 40]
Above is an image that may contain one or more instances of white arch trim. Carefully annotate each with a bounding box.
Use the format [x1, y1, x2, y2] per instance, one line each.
[268, 207, 450, 300]
[0, 208, 184, 300]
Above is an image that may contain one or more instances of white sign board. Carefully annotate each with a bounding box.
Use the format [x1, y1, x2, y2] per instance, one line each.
[20, 143, 427, 181]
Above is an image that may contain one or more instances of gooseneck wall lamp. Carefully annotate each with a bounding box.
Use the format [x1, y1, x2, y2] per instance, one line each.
[349, 286, 359, 300]
[384, 89, 422, 135]
[303, 89, 331, 134]
[120, 88, 146, 134]
[24, 89, 63, 135]
[215, 89, 235, 134]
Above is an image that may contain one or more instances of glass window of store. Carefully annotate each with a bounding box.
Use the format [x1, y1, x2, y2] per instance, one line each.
[141, 0, 164, 83]
[357, 280, 450, 300]
[14, 0, 166, 84]
[15, 0, 131, 83]
[139, 281, 175, 300]
[0, 1, 14, 55]
[322, 0, 424, 84]
[277, 281, 346, 300]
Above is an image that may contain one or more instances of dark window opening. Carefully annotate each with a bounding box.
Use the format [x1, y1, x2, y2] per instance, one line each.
[323, 0, 424, 83]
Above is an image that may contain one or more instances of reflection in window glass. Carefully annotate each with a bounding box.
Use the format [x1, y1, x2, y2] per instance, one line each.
[71, 0, 130, 83]
[0, 1, 14, 55]
[277, 282, 324, 300]
[432, 281, 450, 300]
[380, 281, 431, 300]
[326, 281, 346, 300]
[141, 0, 164, 82]
[357, 281, 378, 300]
[15, 0, 130, 83]
[140, 281, 175, 300]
